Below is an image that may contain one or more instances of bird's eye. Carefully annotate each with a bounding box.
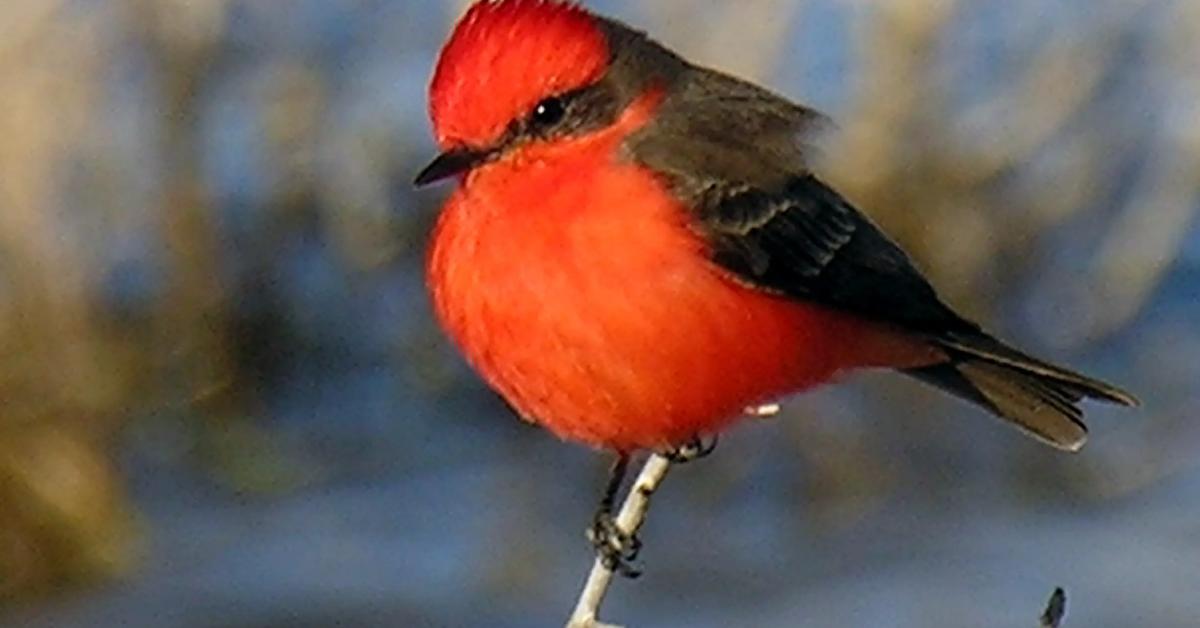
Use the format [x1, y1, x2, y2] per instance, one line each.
[531, 97, 566, 128]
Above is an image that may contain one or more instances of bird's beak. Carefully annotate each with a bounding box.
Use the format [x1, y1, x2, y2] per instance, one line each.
[413, 147, 491, 187]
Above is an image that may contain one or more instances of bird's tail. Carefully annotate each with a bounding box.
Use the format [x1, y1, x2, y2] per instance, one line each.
[902, 332, 1138, 452]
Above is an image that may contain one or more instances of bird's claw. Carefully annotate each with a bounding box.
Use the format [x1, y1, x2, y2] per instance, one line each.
[587, 511, 643, 578]
[662, 435, 718, 463]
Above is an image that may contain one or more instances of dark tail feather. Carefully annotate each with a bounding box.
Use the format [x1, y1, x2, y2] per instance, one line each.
[903, 334, 1138, 452]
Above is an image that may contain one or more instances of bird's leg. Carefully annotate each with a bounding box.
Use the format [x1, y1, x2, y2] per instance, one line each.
[586, 454, 643, 578]
[569, 455, 673, 627]
[582, 438, 713, 583]
[583, 438, 712, 582]
[661, 434, 718, 464]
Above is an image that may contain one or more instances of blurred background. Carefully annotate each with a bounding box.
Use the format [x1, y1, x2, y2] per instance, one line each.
[0, 0, 1197, 626]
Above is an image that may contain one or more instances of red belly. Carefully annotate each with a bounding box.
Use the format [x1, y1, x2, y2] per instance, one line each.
[426, 140, 933, 452]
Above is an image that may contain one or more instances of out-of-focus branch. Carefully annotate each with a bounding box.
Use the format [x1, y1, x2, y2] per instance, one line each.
[825, 0, 960, 196]
[644, 0, 806, 81]
[1040, 587, 1067, 627]
[0, 1, 64, 73]
[1077, 0, 1200, 341]
[566, 454, 673, 628]
[122, 0, 244, 422]
[0, 1, 138, 602]
[949, 0, 1151, 194]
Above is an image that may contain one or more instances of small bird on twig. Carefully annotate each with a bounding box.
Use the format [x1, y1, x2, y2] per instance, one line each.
[416, 0, 1136, 577]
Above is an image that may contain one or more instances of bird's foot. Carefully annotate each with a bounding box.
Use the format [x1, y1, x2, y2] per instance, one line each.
[661, 435, 718, 464]
[587, 510, 642, 579]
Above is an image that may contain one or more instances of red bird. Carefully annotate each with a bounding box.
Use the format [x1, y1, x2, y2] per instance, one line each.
[416, 0, 1136, 566]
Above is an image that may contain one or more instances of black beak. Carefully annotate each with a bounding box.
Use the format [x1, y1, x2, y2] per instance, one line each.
[413, 147, 491, 187]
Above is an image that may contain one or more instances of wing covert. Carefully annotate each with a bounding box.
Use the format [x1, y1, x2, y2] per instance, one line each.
[698, 174, 980, 337]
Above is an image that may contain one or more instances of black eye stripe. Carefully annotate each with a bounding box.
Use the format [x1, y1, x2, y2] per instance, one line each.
[491, 84, 623, 153]
[525, 86, 598, 133]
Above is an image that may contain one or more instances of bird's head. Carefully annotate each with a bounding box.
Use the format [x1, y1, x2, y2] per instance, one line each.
[430, 0, 606, 150]
[415, 0, 679, 187]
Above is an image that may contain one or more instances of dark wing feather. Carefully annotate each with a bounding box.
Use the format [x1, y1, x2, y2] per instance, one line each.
[696, 175, 981, 336]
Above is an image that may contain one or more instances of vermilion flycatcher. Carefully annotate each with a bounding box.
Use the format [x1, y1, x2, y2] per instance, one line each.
[415, 0, 1136, 568]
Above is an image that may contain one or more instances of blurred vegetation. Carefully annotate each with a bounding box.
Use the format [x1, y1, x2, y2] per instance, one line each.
[0, 0, 1196, 622]
[2, 1, 138, 600]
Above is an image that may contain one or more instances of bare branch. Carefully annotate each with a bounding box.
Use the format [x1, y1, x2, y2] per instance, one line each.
[1040, 587, 1067, 628]
[566, 454, 674, 628]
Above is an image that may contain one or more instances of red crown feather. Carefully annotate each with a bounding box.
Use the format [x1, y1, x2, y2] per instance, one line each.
[429, 0, 610, 149]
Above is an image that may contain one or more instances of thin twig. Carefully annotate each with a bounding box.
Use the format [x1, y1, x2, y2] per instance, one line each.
[566, 454, 674, 628]
[1040, 587, 1067, 627]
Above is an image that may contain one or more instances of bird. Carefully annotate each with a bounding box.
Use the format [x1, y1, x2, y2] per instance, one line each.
[415, 0, 1136, 570]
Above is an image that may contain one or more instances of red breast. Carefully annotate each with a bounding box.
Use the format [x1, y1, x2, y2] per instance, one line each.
[427, 90, 934, 451]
